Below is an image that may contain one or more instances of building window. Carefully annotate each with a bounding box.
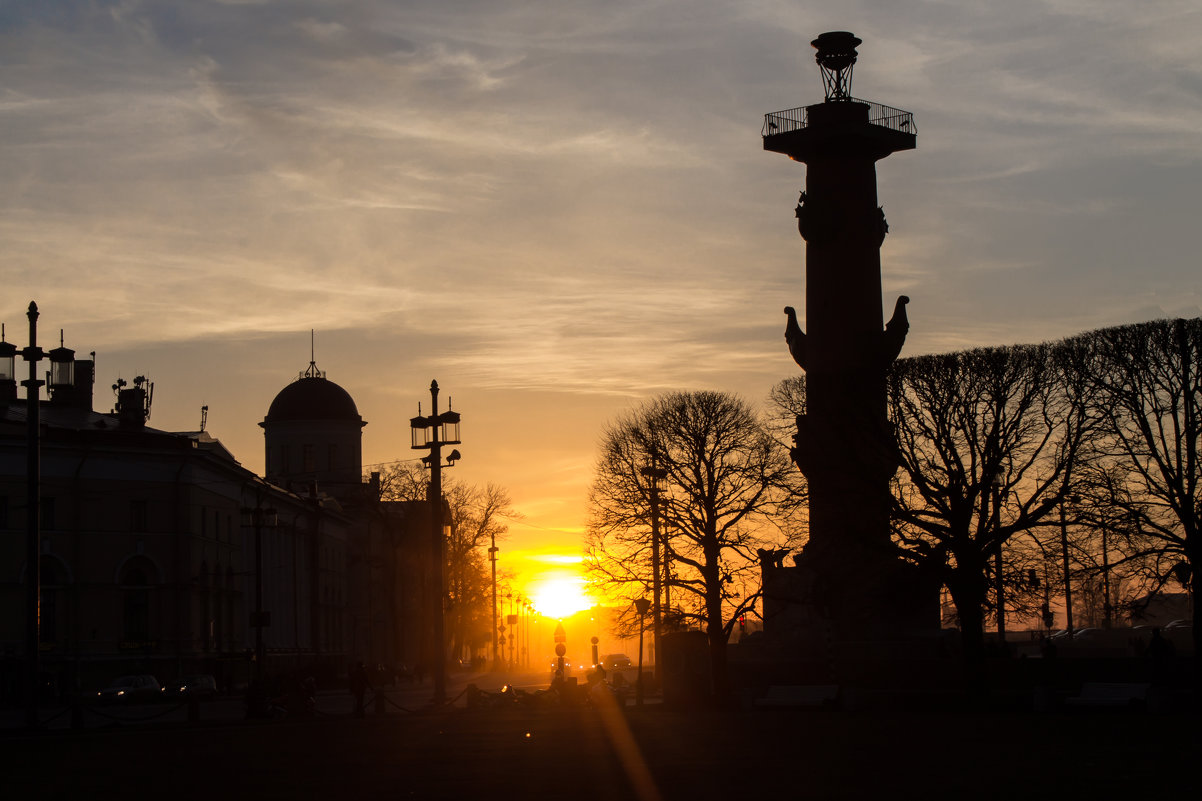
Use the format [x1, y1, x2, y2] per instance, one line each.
[120, 558, 155, 644]
[281, 444, 291, 472]
[40, 497, 55, 531]
[40, 556, 67, 646]
[303, 444, 315, 473]
[130, 500, 147, 529]
[328, 444, 338, 471]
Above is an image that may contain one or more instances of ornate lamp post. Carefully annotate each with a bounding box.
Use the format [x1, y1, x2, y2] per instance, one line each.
[410, 380, 461, 705]
[515, 594, 524, 668]
[640, 460, 667, 678]
[1059, 495, 1078, 634]
[504, 590, 515, 668]
[240, 500, 277, 717]
[3, 303, 46, 728]
[525, 599, 534, 667]
[488, 535, 500, 670]
[633, 597, 651, 706]
[992, 476, 1007, 648]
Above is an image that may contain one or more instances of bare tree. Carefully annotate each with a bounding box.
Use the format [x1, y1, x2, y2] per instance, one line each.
[585, 391, 798, 700]
[372, 463, 519, 663]
[1078, 318, 1201, 657]
[888, 342, 1094, 668]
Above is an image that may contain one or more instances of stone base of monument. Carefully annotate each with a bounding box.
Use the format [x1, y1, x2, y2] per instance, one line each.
[738, 552, 957, 702]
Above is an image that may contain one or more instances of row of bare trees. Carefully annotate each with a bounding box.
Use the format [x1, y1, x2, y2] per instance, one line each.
[887, 317, 1200, 662]
[584, 317, 1199, 695]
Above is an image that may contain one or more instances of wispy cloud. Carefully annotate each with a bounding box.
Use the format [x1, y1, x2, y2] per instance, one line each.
[3, 0, 1201, 549]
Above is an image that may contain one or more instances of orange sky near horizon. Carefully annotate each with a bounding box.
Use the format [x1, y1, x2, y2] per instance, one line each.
[5, 2, 1201, 647]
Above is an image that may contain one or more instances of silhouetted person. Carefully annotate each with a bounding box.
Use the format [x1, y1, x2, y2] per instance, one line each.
[349, 661, 368, 718]
[1145, 628, 1174, 684]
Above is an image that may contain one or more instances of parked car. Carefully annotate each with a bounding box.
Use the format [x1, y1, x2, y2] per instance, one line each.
[96, 674, 161, 703]
[163, 674, 217, 700]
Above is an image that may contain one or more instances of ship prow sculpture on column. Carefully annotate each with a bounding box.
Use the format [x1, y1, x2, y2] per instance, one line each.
[763, 32, 938, 650]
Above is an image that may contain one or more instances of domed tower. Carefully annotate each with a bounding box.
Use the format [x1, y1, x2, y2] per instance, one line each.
[260, 358, 366, 495]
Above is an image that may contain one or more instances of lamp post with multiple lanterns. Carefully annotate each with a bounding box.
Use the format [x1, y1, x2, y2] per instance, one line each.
[410, 380, 461, 706]
[2, 303, 45, 729]
[240, 499, 277, 701]
[488, 533, 500, 670]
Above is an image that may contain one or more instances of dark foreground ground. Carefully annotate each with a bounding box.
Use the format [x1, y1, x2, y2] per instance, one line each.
[2, 698, 1196, 801]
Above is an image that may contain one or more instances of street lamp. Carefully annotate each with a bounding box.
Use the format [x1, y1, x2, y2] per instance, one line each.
[1101, 514, 1114, 629]
[640, 459, 667, 679]
[3, 304, 46, 729]
[241, 500, 277, 715]
[991, 475, 1007, 650]
[515, 594, 524, 668]
[410, 380, 462, 706]
[488, 536, 499, 671]
[526, 599, 534, 667]
[504, 589, 519, 663]
[1059, 494, 1078, 635]
[633, 597, 651, 706]
[503, 590, 514, 668]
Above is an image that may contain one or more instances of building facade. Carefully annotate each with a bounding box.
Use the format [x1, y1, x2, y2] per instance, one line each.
[0, 342, 428, 702]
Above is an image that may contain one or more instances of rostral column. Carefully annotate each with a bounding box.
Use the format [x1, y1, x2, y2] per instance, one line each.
[764, 32, 931, 636]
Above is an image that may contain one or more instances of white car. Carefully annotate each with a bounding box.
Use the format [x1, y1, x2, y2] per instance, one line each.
[97, 674, 161, 703]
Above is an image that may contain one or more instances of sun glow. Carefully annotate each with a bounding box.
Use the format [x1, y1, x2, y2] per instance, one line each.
[528, 571, 594, 619]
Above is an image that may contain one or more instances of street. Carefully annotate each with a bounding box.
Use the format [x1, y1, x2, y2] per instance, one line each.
[2, 675, 1196, 800]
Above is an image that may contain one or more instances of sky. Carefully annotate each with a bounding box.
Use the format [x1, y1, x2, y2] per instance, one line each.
[4, 1, 1202, 606]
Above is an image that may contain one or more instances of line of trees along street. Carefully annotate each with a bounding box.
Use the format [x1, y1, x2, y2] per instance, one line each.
[887, 317, 1200, 669]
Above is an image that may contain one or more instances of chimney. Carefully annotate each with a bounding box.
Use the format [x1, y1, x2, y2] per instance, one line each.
[70, 359, 94, 411]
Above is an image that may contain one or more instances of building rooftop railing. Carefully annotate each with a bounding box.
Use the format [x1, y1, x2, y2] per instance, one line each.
[762, 98, 916, 138]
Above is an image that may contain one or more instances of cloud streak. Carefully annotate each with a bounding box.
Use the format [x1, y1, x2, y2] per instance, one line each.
[4, 0, 1201, 550]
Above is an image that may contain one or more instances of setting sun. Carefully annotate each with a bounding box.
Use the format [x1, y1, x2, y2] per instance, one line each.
[527, 571, 594, 619]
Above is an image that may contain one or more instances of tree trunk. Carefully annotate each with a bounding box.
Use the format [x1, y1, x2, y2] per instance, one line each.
[948, 564, 988, 694]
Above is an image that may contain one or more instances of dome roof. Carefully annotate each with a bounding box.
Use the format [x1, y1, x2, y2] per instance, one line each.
[264, 375, 363, 424]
